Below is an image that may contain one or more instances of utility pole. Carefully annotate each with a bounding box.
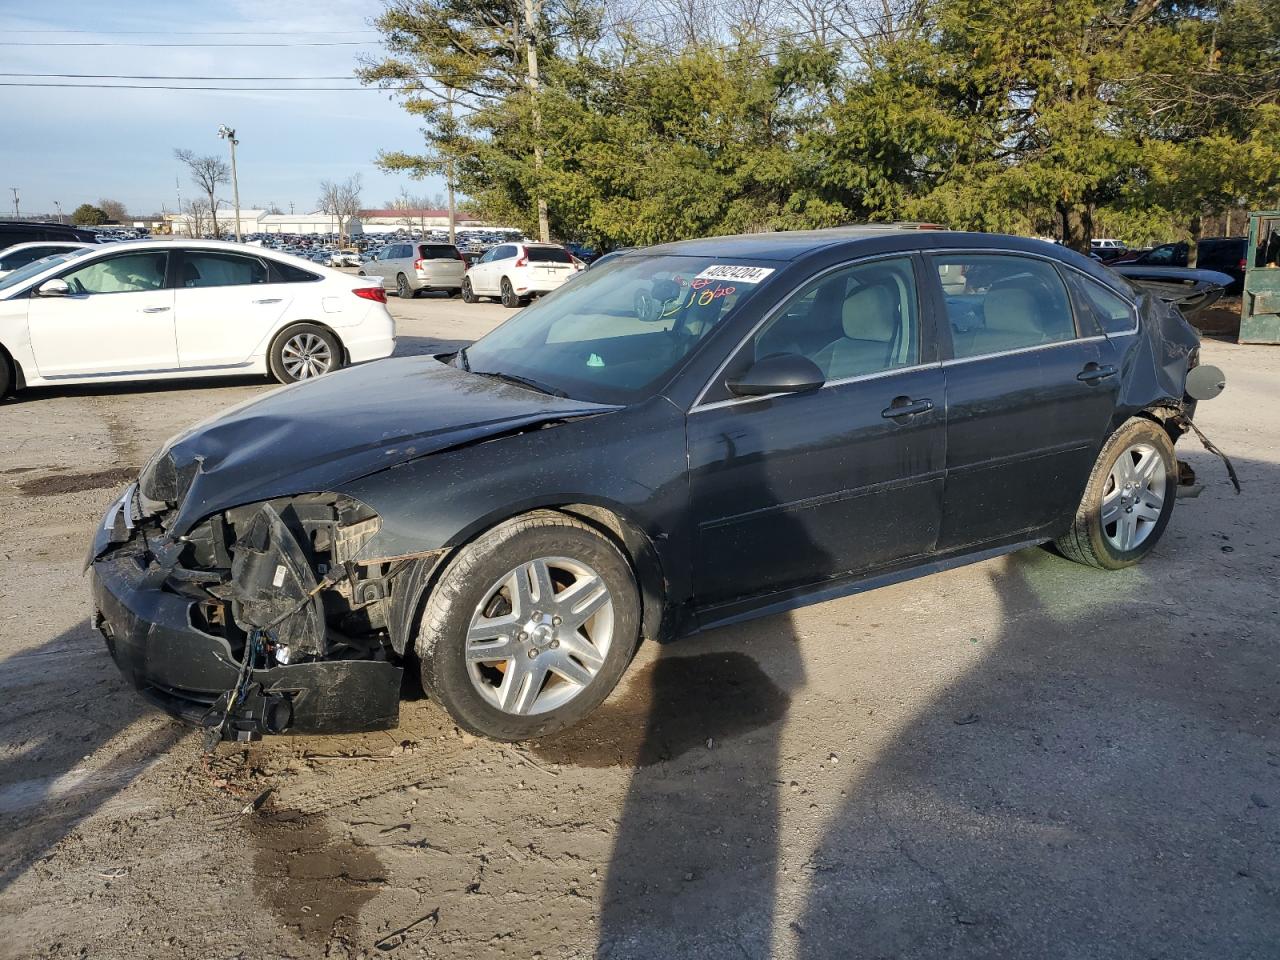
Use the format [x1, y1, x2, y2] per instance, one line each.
[523, 0, 550, 242]
[446, 90, 458, 245]
[9, 187, 18, 219]
[54, 200, 64, 223]
[218, 124, 243, 242]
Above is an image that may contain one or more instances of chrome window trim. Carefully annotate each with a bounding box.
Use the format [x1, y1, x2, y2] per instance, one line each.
[689, 251, 923, 412]
[940, 334, 1108, 367]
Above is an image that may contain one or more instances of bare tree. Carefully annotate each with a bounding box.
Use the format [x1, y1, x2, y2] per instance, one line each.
[174, 148, 230, 237]
[98, 198, 129, 223]
[318, 174, 364, 244]
[181, 198, 212, 237]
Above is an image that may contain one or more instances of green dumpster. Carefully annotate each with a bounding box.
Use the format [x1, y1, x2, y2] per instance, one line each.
[1240, 210, 1280, 344]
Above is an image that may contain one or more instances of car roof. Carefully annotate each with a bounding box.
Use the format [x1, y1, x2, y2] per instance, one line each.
[644, 227, 1055, 262]
[1, 240, 93, 252]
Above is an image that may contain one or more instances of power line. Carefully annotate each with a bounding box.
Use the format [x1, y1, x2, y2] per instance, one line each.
[0, 40, 377, 47]
[0, 73, 417, 80]
[0, 28, 380, 35]
[0, 82, 392, 90]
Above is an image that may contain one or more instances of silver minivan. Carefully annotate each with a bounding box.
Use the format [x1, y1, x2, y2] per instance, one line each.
[361, 241, 466, 298]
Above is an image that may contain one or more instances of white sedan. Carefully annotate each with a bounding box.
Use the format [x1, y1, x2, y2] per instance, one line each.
[0, 239, 395, 398]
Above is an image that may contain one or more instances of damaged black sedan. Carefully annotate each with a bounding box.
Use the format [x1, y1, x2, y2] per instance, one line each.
[89, 228, 1225, 742]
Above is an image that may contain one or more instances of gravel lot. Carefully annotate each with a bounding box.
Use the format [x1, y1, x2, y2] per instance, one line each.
[1, 294, 1277, 960]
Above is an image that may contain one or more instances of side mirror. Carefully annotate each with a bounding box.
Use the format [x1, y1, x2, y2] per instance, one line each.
[36, 278, 70, 298]
[726, 354, 825, 397]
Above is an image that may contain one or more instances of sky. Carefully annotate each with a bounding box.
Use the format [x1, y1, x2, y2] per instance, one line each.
[0, 0, 445, 219]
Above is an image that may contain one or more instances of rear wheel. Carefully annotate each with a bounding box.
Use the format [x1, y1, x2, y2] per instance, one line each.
[396, 273, 412, 299]
[449, 287, 463, 299]
[417, 511, 641, 740]
[268, 323, 344, 384]
[461, 278, 478, 303]
[1055, 417, 1177, 569]
[500, 277, 523, 309]
[0, 352, 13, 399]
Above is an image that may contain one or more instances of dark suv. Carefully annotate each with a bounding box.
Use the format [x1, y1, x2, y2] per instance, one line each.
[1126, 238, 1247, 293]
[0, 220, 98, 252]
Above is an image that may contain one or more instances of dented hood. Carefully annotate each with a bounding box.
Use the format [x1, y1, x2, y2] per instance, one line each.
[147, 355, 617, 535]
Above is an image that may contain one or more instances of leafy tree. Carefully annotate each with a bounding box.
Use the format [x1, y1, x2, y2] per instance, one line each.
[71, 203, 108, 226]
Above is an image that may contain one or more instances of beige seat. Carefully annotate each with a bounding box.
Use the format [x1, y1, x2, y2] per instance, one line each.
[812, 283, 901, 379]
[959, 286, 1052, 355]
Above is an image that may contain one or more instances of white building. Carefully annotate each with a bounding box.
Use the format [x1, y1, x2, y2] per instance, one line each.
[164, 207, 507, 238]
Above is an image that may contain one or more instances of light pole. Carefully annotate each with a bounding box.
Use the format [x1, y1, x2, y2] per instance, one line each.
[217, 124, 242, 242]
[54, 200, 63, 223]
[8, 187, 18, 219]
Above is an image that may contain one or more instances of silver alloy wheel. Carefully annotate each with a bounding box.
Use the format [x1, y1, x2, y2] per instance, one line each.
[280, 332, 334, 380]
[465, 556, 614, 716]
[1101, 441, 1166, 551]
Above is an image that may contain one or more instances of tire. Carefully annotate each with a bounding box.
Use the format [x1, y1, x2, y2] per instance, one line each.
[417, 510, 641, 740]
[461, 278, 478, 304]
[500, 276, 522, 309]
[268, 323, 344, 384]
[396, 273, 412, 299]
[449, 287, 463, 299]
[1055, 417, 1177, 570]
[0, 351, 13, 399]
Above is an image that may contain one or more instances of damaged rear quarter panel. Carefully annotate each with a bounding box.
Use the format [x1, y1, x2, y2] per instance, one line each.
[1109, 289, 1201, 429]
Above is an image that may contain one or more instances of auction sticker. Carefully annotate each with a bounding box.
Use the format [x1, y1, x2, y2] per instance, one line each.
[693, 264, 775, 284]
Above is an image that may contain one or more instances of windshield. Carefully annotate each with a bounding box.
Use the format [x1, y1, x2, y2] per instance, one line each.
[0, 251, 83, 295]
[461, 254, 777, 403]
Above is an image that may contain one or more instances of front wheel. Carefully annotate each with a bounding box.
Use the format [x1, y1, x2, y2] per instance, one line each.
[1055, 417, 1177, 569]
[461, 278, 478, 303]
[268, 323, 344, 384]
[417, 511, 641, 740]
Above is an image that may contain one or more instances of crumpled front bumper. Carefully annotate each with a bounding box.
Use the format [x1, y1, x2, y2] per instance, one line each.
[90, 541, 403, 740]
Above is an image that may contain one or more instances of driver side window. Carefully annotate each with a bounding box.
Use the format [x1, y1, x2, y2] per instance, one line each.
[61, 252, 168, 295]
[751, 257, 920, 381]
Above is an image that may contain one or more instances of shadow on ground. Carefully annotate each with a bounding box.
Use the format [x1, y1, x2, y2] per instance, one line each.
[0, 623, 187, 892]
[584, 450, 1279, 958]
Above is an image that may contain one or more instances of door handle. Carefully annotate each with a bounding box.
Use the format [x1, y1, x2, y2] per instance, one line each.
[140, 306, 171, 314]
[253, 298, 283, 304]
[1077, 363, 1118, 383]
[881, 396, 935, 419]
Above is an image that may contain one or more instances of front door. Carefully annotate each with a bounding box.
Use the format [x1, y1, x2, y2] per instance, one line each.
[28, 250, 176, 377]
[688, 255, 946, 609]
[928, 252, 1121, 551]
[173, 248, 292, 368]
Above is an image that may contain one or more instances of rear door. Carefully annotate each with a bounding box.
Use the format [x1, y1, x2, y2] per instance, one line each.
[27, 249, 176, 376]
[172, 248, 292, 368]
[928, 251, 1120, 551]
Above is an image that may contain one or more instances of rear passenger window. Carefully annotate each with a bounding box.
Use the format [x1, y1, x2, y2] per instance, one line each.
[180, 252, 267, 288]
[1066, 273, 1135, 335]
[933, 255, 1076, 359]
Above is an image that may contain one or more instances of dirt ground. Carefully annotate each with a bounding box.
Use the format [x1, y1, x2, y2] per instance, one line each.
[1, 297, 1278, 960]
